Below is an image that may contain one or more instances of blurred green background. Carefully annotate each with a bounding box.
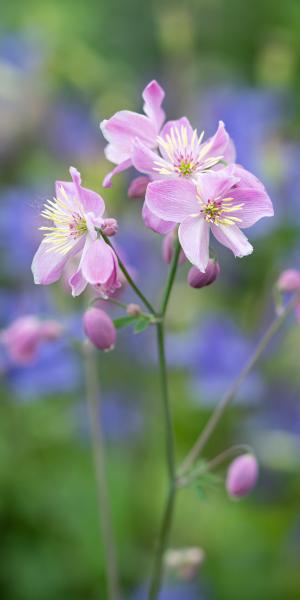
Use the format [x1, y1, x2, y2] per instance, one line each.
[1, 1, 300, 599]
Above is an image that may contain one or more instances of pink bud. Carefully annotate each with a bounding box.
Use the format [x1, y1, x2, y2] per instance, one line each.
[162, 232, 186, 265]
[83, 307, 116, 351]
[101, 218, 118, 237]
[277, 269, 300, 292]
[226, 454, 259, 498]
[188, 259, 220, 289]
[128, 176, 150, 199]
[126, 303, 142, 317]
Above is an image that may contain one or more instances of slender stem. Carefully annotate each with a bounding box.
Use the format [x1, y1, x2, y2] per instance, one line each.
[84, 343, 122, 600]
[161, 239, 181, 317]
[147, 245, 182, 600]
[148, 486, 176, 600]
[179, 290, 300, 476]
[101, 233, 156, 315]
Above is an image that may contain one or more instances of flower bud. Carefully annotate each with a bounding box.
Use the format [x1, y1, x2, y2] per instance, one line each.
[128, 176, 150, 199]
[226, 454, 258, 498]
[127, 303, 142, 317]
[188, 259, 220, 289]
[101, 218, 118, 237]
[162, 231, 186, 265]
[83, 307, 116, 351]
[165, 547, 205, 580]
[277, 269, 300, 292]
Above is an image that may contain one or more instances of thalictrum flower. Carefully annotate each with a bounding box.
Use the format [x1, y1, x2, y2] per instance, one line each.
[146, 168, 274, 271]
[31, 167, 120, 296]
[0, 315, 61, 365]
[100, 80, 166, 187]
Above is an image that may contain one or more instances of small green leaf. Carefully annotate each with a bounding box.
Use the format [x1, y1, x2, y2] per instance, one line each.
[113, 315, 138, 330]
[134, 316, 151, 334]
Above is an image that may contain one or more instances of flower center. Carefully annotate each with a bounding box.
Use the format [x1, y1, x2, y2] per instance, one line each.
[200, 196, 245, 226]
[39, 187, 87, 254]
[154, 125, 223, 178]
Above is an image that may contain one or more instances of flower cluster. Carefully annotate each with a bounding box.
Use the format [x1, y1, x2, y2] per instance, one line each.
[31, 80, 274, 350]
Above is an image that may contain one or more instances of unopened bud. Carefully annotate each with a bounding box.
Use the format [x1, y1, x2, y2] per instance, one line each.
[188, 259, 220, 289]
[126, 303, 142, 317]
[83, 307, 116, 351]
[226, 454, 258, 498]
[128, 176, 150, 199]
[101, 218, 118, 237]
[162, 231, 186, 265]
[277, 269, 300, 292]
[165, 547, 205, 580]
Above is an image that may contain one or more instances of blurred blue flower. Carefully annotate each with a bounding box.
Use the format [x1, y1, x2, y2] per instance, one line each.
[133, 581, 205, 600]
[167, 316, 264, 406]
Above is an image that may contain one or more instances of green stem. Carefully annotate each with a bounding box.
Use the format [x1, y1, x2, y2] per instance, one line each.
[101, 233, 156, 315]
[84, 343, 122, 600]
[179, 289, 300, 476]
[147, 244, 181, 600]
[161, 239, 181, 317]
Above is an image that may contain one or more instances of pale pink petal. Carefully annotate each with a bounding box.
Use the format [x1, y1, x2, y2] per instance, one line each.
[81, 237, 115, 285]
[211, 224, 253, 257]
[69, 269, 88, 297]
[131, 138, 160, 177]
[229, 187, 274, 229]
[128, 176, 151, 198]
[229, 164, 265, 189]
[142, 80, 165, 131]
[56, 168, 105, 216]
[104, 142, 129, 164]
[103, 159, 132, 188]
[100, 111, 157, 157]
[31, 238, 84, 285]
[196, 169, 239, 203]
[145, 179, 199, 223]
[201, 121, 236, 165]
[142, 201, 174, 234]
[178, 216, 210, 272]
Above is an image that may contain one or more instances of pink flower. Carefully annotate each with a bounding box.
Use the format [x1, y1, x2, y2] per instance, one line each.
[83, 307, 116, 351]
[132, 118, 235, 181]
[146, 168, 274, 272]
[226, 454, 259, 498]
[100, 80, 166, 188]
[31, 167, 120, 297]
[0, 315, 61, 365]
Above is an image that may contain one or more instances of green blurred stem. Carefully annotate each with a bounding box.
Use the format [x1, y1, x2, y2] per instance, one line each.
[84, 343, 122, 600]
[148, 241, 181, 600]
[179, 289, 300, 476]
[101, 233, 156, 315]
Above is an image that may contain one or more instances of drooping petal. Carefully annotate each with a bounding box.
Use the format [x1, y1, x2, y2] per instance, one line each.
[31, 238, 84, 285]
[145, 179, 199, 223]
[142, 201, 174, 234]
[103, 159, 132, 188]
[211, 223, 253, 257]
[132, 139, 160, 177]
[178, 216, 210, 272]
[100, 110, 157, 158]
[142, 80, 165, 131]
[81, 237, 115, 285]
[201, 121, 236, 165]
[69, 268, 88, 297]
[128, 176, 151, 199]
[229, 186, 274, 229]
[196, 169, 240, 204]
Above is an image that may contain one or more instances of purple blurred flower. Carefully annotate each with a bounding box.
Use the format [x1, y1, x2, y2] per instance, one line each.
[133, 582, 205, 600]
